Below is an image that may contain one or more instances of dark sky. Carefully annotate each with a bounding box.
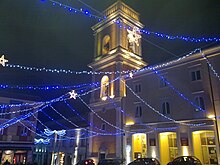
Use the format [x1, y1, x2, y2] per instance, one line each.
[0, 0, 220, 88]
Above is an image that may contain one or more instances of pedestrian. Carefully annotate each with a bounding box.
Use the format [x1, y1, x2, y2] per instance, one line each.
[3, 160, 10, 165]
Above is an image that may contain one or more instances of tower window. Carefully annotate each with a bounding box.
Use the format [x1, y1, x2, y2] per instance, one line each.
[100, 75, 110, 101]
[128, 42, 134, 53]
[195, 96, 205, 111]
[191, 70, 201, 81]
[162, 102, 170, 115]
[102, 35, 110, 55]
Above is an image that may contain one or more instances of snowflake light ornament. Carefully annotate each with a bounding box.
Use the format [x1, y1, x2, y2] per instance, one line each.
[44, 129, 66, 136]
[127, 27, 141, 46]
[0, 55, 8, 67]
[129, 72, 133, 78]
[69, 90, 77, 99]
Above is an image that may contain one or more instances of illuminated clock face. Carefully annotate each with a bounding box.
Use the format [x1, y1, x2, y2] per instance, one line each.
[127, 27, 141, 47]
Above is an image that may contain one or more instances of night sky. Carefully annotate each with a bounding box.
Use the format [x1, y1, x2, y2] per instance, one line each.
[0, 0, 220, 95]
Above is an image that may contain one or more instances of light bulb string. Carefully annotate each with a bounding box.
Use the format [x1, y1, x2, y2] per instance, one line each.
[124, 81, 206, 127]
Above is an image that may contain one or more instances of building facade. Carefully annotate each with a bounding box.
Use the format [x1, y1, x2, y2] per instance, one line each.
[0, 93, 39, 164]
[88, 1, 146, 164]
[124, 46, 220, 165]
[33, 128, 88, 165]
[88, 1, 220, 165]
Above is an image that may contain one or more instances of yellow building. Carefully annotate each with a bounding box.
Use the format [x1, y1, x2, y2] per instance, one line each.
[88, 1, 146, 163]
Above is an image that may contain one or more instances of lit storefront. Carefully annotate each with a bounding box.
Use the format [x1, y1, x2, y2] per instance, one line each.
[132, 133, 147, 160]
[193, 130, 218, 165]
[0, 147, 31, 164]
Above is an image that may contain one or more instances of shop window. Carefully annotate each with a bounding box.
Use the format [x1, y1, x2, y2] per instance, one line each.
[135, 106, 142, 118]
[168, 133, 178, 161]
[162, 102, 170, 115]
[193, 131, 218, 165]
[195, 96, 205, 111]
[132, 133, 147, 159]
[191, 70, 201, 81]
[102, 35, 110, 55]
[100, 75, 110, 101]
[99, 153, 106, 160]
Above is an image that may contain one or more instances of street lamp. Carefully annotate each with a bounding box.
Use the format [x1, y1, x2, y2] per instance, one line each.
[44, 129, 66, 165]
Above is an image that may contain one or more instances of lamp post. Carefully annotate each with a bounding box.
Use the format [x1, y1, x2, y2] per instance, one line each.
[44, 129, 66, 165]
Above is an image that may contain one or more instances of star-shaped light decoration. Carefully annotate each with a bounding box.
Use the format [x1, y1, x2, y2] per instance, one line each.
[129, 72, 133, 78]
[0, 55, 8, 67]
[69, 90, 77, 99]
[127, 27, 141, 46]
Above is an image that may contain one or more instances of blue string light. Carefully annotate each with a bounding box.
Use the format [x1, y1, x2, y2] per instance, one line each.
[0, 104, 48, 129]
[64, 100, 112, 133]
[39, 0, 219, 43]
[124, 81, 206, 127]
[202, 52, 220, 81]
[3, 48, 200, 77]
[31, 113, 89, 139]
[40, 110, 69, 129]
[0, 82, 99, 91]
[0, 79, 101, 110]
[40, 0, 104, 21]
[49, 104, 127, 135]
[114, 19, 220, 43]
[5, 63, 135, 75]
[21, 120, 97, 140]
[0, 103, 44, 115]
[152, 68, 206, 112]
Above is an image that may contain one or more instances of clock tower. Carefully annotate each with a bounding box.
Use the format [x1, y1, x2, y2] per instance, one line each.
[88, 1, 147, 162]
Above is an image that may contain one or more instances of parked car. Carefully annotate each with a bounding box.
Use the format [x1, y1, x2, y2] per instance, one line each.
[167, 156, 202, 165]
[128, 158, 160, 165]
[76, 159, 95, 165]
[97, 159, 124, 165]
